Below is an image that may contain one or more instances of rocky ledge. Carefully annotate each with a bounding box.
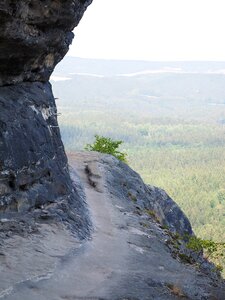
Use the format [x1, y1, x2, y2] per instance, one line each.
[0, 152, 224, 300]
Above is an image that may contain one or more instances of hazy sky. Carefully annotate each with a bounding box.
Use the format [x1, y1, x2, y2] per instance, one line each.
[69, 0, 225, 61]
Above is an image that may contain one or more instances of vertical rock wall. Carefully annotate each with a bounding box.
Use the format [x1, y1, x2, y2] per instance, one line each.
[0, 1, 93, 238]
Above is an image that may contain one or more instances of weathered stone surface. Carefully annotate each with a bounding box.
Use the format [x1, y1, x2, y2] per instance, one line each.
[0, 0, 92, 237]
[0, 0, 92, 85]
[2, 152, 223, 300]
[102, 154, 193, 236]
[0, 82, 91, 237]
[0, 151, 224, 299]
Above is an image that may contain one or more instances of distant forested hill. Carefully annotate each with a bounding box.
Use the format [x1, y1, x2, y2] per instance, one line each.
[51, 57, 225, 273]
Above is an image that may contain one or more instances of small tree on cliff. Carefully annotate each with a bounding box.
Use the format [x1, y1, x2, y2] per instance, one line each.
[85, 135, 127, 163]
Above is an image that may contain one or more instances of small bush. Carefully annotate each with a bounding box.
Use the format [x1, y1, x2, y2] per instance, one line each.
[85, 135, 127, 163]
[186, 236, 204, 252]
[186, 236, 225, 273]
[186, 236, 223, 256]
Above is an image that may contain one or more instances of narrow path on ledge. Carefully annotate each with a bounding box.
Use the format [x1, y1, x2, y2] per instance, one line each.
[3, 152, 225, 300]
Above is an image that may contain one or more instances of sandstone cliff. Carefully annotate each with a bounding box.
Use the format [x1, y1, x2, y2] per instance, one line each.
[0, 0, 93, 238]
[0, 1, 225, 299]
[0, 0, 92, 85]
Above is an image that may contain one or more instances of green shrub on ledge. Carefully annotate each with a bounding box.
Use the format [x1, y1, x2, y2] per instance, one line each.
[85, 135, 127, 163]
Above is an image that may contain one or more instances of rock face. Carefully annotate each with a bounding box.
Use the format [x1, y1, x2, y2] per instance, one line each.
[103, 154, 193, 236]
[0, 0, 92, 85]
[0, 82, 91, 237]
[0, 0, 92, 238]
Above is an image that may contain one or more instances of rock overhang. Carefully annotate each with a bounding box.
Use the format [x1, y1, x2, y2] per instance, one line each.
[0, 0, 93, 238]
[0, 0, 93, 86]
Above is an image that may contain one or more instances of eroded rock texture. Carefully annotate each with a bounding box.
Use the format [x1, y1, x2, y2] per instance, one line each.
[0, 0, 92, 85]
[0, 0, 92, 238]
[98, 154, 193, 236]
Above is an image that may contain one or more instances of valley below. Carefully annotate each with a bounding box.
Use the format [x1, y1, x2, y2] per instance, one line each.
[52, 57, 225, 275]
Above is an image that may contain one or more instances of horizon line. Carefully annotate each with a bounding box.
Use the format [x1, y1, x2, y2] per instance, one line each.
[66, 56, 225, 63]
